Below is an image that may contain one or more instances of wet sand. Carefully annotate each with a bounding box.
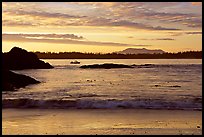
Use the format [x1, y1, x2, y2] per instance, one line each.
[2, 109, 202, 135]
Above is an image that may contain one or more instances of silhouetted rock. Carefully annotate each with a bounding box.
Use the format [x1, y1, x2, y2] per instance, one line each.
[80, 63, 133, 69]
[131, 64, 155, 68]
[170, 85, 181, 88]
[2, 69, 40, 91]
[2, 47, 52, 91]
[3, 47, 54, 70]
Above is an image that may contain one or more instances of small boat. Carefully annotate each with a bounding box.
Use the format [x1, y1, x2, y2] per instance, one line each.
[70, 60, 80, 64]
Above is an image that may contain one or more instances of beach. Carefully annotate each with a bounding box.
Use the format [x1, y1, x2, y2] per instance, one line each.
[2, 109, 202, 135]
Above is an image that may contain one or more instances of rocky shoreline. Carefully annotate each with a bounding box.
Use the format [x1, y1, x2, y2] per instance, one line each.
[2, 70, 40, 91]
[2, 47, 53, 91]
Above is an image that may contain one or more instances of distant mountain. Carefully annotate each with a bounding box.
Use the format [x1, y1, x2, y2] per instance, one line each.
[116, 48, 165, 54]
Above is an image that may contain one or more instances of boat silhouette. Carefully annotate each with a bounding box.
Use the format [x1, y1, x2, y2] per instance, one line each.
[70, 60, 80, 64]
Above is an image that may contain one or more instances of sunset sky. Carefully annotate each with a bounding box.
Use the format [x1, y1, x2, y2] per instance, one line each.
[2, 2, 202, 53]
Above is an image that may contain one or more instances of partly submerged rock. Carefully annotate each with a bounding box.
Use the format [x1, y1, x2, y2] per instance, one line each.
[2, 69, 40, 91]
[2, 47, 54, 70]
[80, 63, 133, 69]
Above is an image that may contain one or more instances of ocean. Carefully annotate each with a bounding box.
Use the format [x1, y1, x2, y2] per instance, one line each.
[2, 59, 202, 110]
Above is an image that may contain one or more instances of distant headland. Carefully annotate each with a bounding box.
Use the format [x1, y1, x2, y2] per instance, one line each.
[32, 48, 201, 59]
[116, 48, 165, 54]
[3, 47, 202, 59]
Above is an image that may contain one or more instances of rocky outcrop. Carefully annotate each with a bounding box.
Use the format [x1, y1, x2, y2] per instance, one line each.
[2, 69, 40, 91]
[2, 47, 54, 91]
[80, 63, 133, 69]
[3, 47, 54, 70]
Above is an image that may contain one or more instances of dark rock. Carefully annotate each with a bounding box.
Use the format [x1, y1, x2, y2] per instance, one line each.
[3, 47, 54, 70]
[170, 85, 181, 88]
[80, 63, 133, 69]
[131, 64, 154, 68]
[2, 47, 52, 91]
[2, 69, 40, 91]
[154, 84, 160, 87]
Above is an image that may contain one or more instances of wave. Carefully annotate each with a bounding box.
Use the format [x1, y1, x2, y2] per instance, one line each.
[2, 98, 202, 110]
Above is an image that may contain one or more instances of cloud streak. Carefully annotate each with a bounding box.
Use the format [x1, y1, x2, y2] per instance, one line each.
[2, 19, 34, 26]
[7, 33, 84, 40]
[191, 2, 202, 6]
[137, 11, 202, 28]
[169, 31, 202, 36]
[2, 33, 151, 47]
[3, 2, 202, 30]
[186, 32, 202, 35]
[4, 9, 86, 19]
[3, 3, 182, 31]
[100, 20, 181, 30]
[140, 38, 175, 41]
[2, 17, 181, 31]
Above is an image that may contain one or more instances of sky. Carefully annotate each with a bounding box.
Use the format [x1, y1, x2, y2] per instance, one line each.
[2, 2, 202, 53]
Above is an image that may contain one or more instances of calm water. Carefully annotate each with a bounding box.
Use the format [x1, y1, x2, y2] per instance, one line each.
[2, 59, 202, 110]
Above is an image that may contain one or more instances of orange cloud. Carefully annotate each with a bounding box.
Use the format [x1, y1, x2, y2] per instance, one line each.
[2, 33, 151, 47]
[191, 2, 202, 6]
